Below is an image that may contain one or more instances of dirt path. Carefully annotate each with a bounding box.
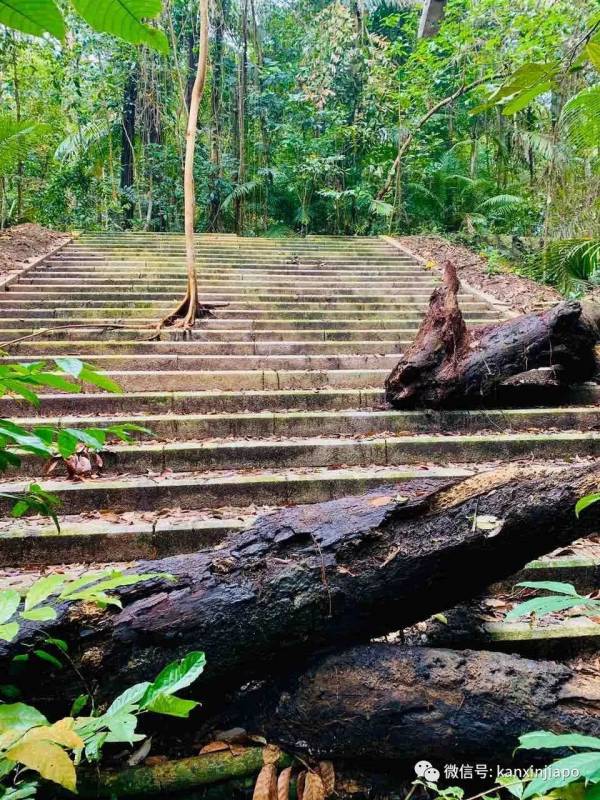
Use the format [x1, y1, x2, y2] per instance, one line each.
[395, 235, 561, 314]
[0, 223, 71, 282]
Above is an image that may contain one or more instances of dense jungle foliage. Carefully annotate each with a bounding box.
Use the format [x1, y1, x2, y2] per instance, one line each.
[0, 0, 598, 249]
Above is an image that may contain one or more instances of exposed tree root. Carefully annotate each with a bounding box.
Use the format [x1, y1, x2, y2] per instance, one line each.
[385, 261, 600, 409]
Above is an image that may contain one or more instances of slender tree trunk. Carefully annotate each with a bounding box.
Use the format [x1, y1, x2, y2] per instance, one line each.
[120, 65, 138, 228]
[159, 0, 210, 328]
[10, 36, 23, 222]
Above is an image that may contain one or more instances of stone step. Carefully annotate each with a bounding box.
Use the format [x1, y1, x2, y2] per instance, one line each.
[2, 353, 401, 372]
[12, 431, 600, 477]
[22, 276, 440, 289]
[37, 265, 434, 278]
[0, 465, 473, 515]
[4, 289, 479, 304]
[0, 308, 501, 321]
[4, 385, 596, 417]
[6, 339, 409, 356]
[10, 406, 600, 440]
[0, 328, 419, 343]
[0, 309, 502, 326]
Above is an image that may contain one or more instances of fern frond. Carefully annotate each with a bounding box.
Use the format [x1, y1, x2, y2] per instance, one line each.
[370, 199, 394, 217]
[55, 121, 111, 163]
[220, 179, 261, 211]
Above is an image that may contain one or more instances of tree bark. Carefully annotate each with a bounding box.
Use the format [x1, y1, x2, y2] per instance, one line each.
[235, 644, 600, 765]
[2, 464, 599, 710]
[207, 0, 225, 232]
[120, 64, 138, 228]
[385, 262, 600, 409]
[234, 0, 248, 236]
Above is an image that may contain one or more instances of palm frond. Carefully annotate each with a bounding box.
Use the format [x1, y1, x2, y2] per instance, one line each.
[0, 117, 48, 176]
[370, 198, 394, 217]
[54, 121, 111, 163]
[220, 179, 261, 211]
[559, 85, 600, 153]
[477, 194, 526, 217]
[537, 238, 600, 291]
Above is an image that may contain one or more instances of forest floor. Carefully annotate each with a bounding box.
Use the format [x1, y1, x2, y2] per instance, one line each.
[0, 223, 70, 280]
[396, 235, 561, 314]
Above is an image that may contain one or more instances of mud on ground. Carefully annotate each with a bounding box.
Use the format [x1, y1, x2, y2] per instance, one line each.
[0, 223, 70, 281]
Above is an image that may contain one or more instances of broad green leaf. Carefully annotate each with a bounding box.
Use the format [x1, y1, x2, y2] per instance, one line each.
[63, 428, 105, 451]
[144, 693, 199, 717]
[20, 607, 57, 623]
[0, 0, 65, 39]
[519, 731, 600, 751]
[575, 493, 600, 518]
[27, 373, 81, 393]
[69, 0, 169, 54]
[25, 575, 64, 611]
[0, 622, 19, 642]
[0, 703, 48, 733]
[57, 429, 79, 459]
[141, 651, 206, 708]
[515, 581, 579, 597]
[6, 739, 77, 791]
[502, 80, 553, 114]
[505, 595, 595, 621]
[78, 367, 122, 394]
[584, 42, 600, 70]
[33, 649, 63, 669]
[522, 752, 600, 799]
[53, 357, 84, 378]
[0, 589, 20, 624]
[103, 681, 150, 717]
[69, 694, 89, 717]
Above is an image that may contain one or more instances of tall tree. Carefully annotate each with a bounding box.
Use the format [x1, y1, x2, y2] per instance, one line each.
[120, 63, 138, 227]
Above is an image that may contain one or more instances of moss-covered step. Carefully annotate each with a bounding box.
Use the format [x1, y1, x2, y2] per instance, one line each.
[9, 406, 600, 441]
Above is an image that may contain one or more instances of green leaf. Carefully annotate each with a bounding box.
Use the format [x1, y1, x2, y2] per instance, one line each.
[519, 731, 600, 752]
[0, 0, 65, 39]
[57, 430, 79, 459]
[0, 703, 48, 733]
[63, 428, 105, 451]
[20, 607, 57, 623]
[522, 752, 600, 799]
[69, 694, 89, 717]
[104, 681, 150, 717]
[53, 357, 84, 378]
[78, 367, 122, 394]
[144, 693, 199, 718]
[584, 42, 600, 71]
[515, 581, 579, 597]
[25, 575, 64, 611]
[501, 81, 552, 114]
[140, 651, 206, 708]
[70, 0, 169, 53]
[576, 493, 600, 518]
[0, 589, 20, 624]
[505, 595, 595, 621]
[0, 622, 19, 642]
[33, 649, 63, 670]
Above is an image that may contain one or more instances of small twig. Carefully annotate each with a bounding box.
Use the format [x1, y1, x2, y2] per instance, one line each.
[0, 323, 158, 349]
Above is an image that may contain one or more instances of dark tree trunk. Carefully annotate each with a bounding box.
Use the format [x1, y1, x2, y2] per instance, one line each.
[385, 262, 600, 409]
[120, 65, 138, 227]
[234, 0, 248, 235]
[2, 464, 599, 711]
[233, 644, 600, 765]
[207, 0, 225, 232]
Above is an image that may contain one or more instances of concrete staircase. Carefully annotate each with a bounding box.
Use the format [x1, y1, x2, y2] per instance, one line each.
[0, 232, 598, 653]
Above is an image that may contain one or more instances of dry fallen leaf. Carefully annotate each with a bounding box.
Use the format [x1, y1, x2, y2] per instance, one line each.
[303, 772, 326, 800]
[253, 763, 277, 800]
[277, 766, 292, 800]
[263, 744, 281, 765]
[318, 762, 335, 795]
[199, 741, 230, 755]
[297, 770, 307, 800]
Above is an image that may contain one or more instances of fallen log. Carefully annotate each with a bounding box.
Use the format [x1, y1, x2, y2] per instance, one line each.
[2, 463, 599, 707]
[385, 262, 600, 409]
[236, 644, 600, 765]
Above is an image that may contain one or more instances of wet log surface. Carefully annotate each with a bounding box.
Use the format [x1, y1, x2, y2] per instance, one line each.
[385, 262, 600, 409]
[2, 463, 599, 712]
[232, 643, 600, 765]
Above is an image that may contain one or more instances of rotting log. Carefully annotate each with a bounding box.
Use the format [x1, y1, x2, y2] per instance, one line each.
[79, 747, 292, 798]
[2, 464, 599, 707]
[385, 262, 600, 409]
[235, 644, 600, 765]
